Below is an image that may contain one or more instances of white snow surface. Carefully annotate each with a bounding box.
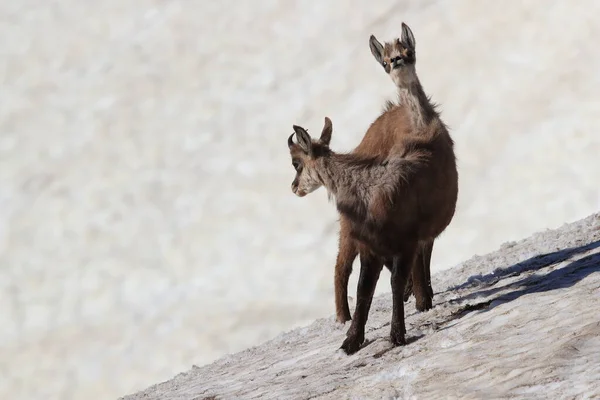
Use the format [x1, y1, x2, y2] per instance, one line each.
[1, 1, 600, 399]
[124, 214, 600, 400]
[122, 213, 600, 399]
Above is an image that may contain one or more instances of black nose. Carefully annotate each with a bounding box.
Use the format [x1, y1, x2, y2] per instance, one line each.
[392, 56, 403, 68]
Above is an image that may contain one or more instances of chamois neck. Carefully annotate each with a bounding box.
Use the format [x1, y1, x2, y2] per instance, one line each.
[395, 68, 438, 127]
[316, 153, 351, 197]
[317, 153, 383, 199]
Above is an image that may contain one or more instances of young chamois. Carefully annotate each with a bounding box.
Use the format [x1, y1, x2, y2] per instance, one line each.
[333, 23, 456, 324]
[288, 114, 457, 354]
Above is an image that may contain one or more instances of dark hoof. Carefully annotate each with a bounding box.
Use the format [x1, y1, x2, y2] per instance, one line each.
[340, 333, 364, 355]
[390, 328, 406, 347]
[415, 296, 433, 312]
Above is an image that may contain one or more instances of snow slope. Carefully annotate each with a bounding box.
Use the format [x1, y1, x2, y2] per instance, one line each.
[1, 1, 600, 399]
[122, 213, 600, 399]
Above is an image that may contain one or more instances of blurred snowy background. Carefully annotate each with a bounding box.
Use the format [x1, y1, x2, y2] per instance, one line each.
[1, 1, 599, 399]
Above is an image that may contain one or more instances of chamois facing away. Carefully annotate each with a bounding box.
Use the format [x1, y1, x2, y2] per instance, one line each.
[333, 22, 449, 325]
[288, 115, 457, 354]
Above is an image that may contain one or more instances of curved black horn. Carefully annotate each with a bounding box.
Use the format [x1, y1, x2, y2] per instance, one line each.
[288, 133, 295, 149]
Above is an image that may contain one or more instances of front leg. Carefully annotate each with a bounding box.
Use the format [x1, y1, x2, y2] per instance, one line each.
[390, 243, 418, 346]
[341, 250, 383, 354]
[335, 216, 358, 323]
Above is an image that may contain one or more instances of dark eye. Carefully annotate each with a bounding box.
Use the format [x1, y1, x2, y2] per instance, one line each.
[382, 61, 387, 67]
[292, 161, 301, 171]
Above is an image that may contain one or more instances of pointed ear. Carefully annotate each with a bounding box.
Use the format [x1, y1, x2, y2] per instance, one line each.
[369, 35, 384, 64]
[319, 117, 332, 146]
[292, 125, 313, 155]
[401, 22, 415, 50]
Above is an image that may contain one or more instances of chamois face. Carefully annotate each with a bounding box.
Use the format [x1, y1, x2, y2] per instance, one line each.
[288, 117, 333, 197]
[369, 22, 416, 87]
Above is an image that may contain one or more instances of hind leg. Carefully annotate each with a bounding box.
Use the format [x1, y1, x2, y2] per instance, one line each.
[413, 239, 434, 312]
[403, 268, 414, 302]
[385, 258, 413, 303]
[423, 239, 434, 299]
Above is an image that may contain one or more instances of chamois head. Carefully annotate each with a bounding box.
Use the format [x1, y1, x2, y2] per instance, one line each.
[288, 117, 333, 197]
[369, 22, 416, 87]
